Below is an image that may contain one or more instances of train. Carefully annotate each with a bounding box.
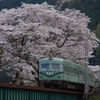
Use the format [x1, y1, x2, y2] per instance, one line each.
[38, 57, 94, 92]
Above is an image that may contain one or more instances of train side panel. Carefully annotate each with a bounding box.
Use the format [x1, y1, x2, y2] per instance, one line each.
[63, 60, 79, 83]
[88, 69, 94, 87]
[78, 65, 85, 84]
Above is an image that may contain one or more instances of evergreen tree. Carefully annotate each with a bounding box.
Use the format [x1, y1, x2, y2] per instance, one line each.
[89, 23, 100, 65]
[0, 0, 58, 11]
[62, 0, 100, 30]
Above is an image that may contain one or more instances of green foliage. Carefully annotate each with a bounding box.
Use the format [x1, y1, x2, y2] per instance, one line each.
[0, 0, 21, 10]
[62, 0, 100, 30]
[61, 2, 70, 10]
[96, 23, 100, 30]
[93, 23, 100, 39]
[0, 0, 58, 11]
[92, 94, 100, 100]
[92, 23, 100, 60]
[94, 47, 100, 59]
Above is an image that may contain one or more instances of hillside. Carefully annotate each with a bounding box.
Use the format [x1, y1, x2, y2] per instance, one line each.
[0, 0, 57, 10]
[62, 0, 100, 31]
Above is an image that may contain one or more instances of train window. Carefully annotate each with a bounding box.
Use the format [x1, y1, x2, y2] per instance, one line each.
[66, 67, 68, 72]
[80, 70, 82, 75]
[69, 67, 72, 73]
[51, 64, 60, 71]
[88, 73, 90, 79]
[77, 70, 79, 75]
[64, 66, 66, 72]
[83, 71, 85, 76]
[41, 63, 49, 70]
[74, 68, 77, 75]
[89, 73, 92, 79]
[72, 68, 74, 74]
[64, 66, 68, 72]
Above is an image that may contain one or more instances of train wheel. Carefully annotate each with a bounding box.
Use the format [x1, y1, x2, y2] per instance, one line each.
[63, 82, 67, 89]
[45, 83, 52, 88]
[75, 84, 79, 90]
[59, 83, 64, 89]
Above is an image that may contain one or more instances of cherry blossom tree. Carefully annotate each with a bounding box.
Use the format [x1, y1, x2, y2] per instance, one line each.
[0, 2, 99, 85]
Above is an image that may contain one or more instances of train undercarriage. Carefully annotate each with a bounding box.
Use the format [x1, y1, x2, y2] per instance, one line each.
[39, 80, 93, 92]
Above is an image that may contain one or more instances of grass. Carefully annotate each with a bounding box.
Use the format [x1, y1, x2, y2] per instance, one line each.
[88, 87, 100, 100]
[92, 94, 100, 100]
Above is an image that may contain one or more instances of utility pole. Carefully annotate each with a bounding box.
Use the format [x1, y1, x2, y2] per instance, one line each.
[0, 42, 5, 68]
[82, 30, 89, 100]
[99, 65, 100, 87]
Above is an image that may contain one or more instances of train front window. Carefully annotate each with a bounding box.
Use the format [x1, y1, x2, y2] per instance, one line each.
[41, 63, 49, 70]
[51, 64, 60, 71]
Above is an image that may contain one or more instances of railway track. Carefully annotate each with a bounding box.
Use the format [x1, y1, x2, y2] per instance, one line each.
[0, 82, 83, 94]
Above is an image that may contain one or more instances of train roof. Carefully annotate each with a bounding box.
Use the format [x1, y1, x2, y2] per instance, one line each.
[39, 57, 63, 63]
[39, 57, 82, 66]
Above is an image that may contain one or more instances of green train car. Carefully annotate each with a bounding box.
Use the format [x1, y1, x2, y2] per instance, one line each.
[38, 58, 94, 91]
